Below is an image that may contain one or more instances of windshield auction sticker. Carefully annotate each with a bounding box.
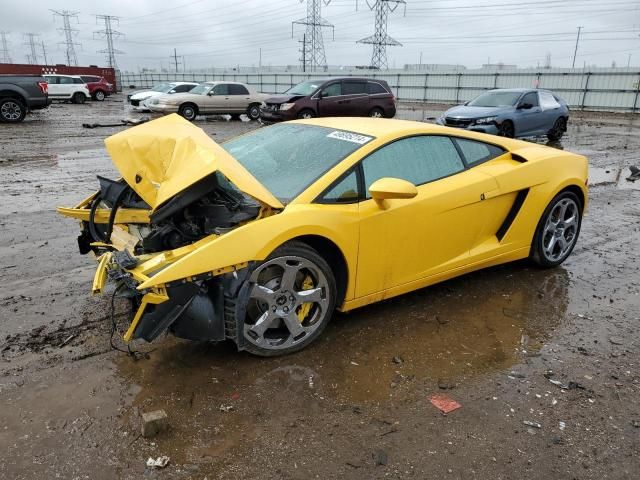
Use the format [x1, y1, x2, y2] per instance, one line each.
[327, 131, 372, 145]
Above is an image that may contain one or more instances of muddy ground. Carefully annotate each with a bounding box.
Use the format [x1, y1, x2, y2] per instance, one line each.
[0, 96, 639, 479]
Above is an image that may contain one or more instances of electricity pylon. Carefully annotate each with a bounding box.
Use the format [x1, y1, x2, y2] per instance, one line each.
[357, 0, 406, 70]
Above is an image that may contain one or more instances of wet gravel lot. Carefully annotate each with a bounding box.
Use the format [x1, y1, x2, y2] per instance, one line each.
[1, 95, 639, 479]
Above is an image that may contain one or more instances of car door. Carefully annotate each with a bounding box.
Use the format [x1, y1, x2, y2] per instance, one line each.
[44, 76, 61, 98]
[204, 83, 231, 113]
[58, 76, 76, 99]
[316, 81, 345, 116]
[354, 135, 500, 298]
[538, 91, 563, 133]
[340, 80, 370, 116]
[228, 84, 252, 112]
[514, 91, 542, 135]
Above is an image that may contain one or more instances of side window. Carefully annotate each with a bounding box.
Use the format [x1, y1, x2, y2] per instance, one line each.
[321, 82, 342, 97]
[362, 136, 464, 197]
[455, 138, 505, 166]
[73, 77, 84, 84]
[212, 84, 229, 95]
[59, 76, 74, 85]
[44, 76, 57, 84]
[519, 92, 539, 108]
[342, 82, 367, 95]
[176, 84, 193, 93]
[321, 170, 359, 203]
[367, 82, 388, 94]
[539, 91, 561, 110]
[229, 84, 250, 95]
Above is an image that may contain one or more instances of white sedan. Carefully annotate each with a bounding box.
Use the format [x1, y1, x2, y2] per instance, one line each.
[128, 82, 198, 111]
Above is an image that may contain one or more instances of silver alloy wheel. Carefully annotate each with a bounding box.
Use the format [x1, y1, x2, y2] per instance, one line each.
[183, 106, 195, 119]
[541, 198, 579, 262]
[1, 101, 22, 121]
[95, 90, 105, 101]
[244, 255, 330, 351]
[248, 105, 259, 119]
[370, 109, 383, 118]
[301, 111, 313, 119]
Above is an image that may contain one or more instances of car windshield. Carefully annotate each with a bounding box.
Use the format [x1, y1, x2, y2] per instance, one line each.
[285, 81, 320, 96]
[151, 83, 173, 93]
[222, 124, 373, 203]
[189, 83, 213, 95]
[468, 91, 522, 107]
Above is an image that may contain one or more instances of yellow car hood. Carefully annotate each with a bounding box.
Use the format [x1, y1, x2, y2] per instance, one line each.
[104, 114, 284, 210]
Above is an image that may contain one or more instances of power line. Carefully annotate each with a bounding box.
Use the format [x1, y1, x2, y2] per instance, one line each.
[0, 32, 12, 64]
[51, 10, 81, 66]
[94, 15, 124, 68]
[357, 0, 406, 69]
[23, 33, 41, 65]
[292, 0, 334, 71]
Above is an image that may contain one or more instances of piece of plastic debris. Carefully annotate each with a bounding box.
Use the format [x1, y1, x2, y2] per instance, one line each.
[429, 394, 462, 414]
[552, 398, 558, 406]
[219, 404, 234, 412]
[559, 421, 566, 431]
[141, 410, 169, 439]
[523, 421, 542, 429]
[146, 456, 170, 468]
[350, 361, 359, 366]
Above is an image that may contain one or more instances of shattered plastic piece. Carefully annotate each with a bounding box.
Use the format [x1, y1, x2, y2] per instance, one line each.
[523, 421, 542, 429]
[146, 456, 170, 468]
[559, 421, 566, 431]
[219, 404, 234, 412]
[429, 394, 462, 414]
[626, 165, 640, 182]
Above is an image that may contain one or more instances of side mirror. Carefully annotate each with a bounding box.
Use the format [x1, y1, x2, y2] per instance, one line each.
[169, 89, 176, 93]
[369, 177, 418, 208]
[517, 102, 533, 110]
[319, 91, 328, 99]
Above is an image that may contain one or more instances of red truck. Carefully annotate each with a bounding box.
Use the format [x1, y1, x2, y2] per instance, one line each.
[79, 75, 114, 101]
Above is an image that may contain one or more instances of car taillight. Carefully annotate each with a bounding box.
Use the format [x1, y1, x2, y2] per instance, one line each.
[38, 81, 48, 94]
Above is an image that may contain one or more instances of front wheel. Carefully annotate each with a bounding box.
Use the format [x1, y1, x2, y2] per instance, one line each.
[72, 92, 86, 104]
[499, 120, 515, 138]
[240, 242, 337, 356]
[178, 103, 198, 121]
[246, 103, 261, 121]
[547, 117, 567, 141]
[0, 98, 26, 123]
[530, 191, 582, 268]
[297, 109, 315, 119]
[369, 107, 384, 118]
[93, 90, 106, 101]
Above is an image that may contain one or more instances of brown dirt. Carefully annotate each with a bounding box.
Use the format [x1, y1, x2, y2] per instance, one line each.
[0, 97, 639, 479]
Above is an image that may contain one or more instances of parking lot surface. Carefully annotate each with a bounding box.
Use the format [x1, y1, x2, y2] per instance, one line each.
[1, 95, 639, 479]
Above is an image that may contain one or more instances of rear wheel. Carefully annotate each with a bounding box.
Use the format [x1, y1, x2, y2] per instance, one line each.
[246, 103, 261, 120]
[530, 191, 582, 268]
[178, 103, 198, 121]
[0, 98, 26, 123]
[297, 109, 315, 119]
[93, 90, 106, 101]
[241, 242, 336, 357]
[369, 107, 384, 118]
[547, 117, 567, 141]
[499, 120, 515, 138]
[72, 92, 86, 104]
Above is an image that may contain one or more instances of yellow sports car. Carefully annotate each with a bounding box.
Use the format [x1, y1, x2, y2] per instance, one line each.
[58, 114, 588, 356]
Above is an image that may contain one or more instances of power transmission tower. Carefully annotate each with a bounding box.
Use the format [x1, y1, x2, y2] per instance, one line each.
[41, 41, 49, 65]
[292, 0, 334, 72]
[23, 33, 41, 65]
[94, 15, 124, 68]
[0, 31, 12, 64]
[357, 0, 406, 70]
[51, 10, 81, 66]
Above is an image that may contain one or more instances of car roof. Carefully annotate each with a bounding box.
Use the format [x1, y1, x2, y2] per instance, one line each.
[169, 81, 199, 85]
[202, 81, 249, 85]
[296, 117, 448, 138]
[485, 88, 554, 94]
[299, 77, 386, 83]
[44, 73, 83, 78]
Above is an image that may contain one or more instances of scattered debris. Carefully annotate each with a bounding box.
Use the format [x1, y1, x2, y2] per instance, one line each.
[429, 394, 462, 414]
[631, 420, 640, 428]
[392, 356, 404, 364]
[146, 456, 170, 469]
[141, 410, 169, 439]
[559, 421, 566, 431]
[82, 116, 151, 129]
[438, 379, 455, 390]
[219, 404, 234, 412]
[523, 421, 542, 429]
[59, 334, 76, 347]
[626, 165, 640, 182]
[350, 361, 359, 366]
[609, 336, 624, 346]
[373, 449, 388, 466]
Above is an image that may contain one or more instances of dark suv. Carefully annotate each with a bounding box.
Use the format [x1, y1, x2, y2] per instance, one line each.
[260, 77, 396, 121]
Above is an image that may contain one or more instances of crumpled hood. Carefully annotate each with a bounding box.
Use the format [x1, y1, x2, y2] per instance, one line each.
[104, 114, 284, 210]
[444, 105, 511, 119]
[264, 94, 304, 104]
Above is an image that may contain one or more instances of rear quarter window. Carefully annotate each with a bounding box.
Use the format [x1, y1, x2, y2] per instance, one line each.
[454, 138, 505, 166]
[367, 82, 388, 94]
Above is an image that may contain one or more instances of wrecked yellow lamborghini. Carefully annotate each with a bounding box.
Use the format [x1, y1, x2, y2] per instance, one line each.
[58, 114, 588, 356]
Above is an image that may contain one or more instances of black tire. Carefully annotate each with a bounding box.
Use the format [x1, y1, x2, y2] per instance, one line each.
[240, 241, 337, 357]
[547, 117, 567, 141]
[0, 97, 27, 123]
[297, 109, 315, 119]
[369, 107, 385, 118]
[530, 191, 582, 268]
[499, 120, 515, 138]
[72, 92, 86, 104]
[246, 103, 261, 121]
[178, 103, 198, 121]
[93, 90, 106, 101]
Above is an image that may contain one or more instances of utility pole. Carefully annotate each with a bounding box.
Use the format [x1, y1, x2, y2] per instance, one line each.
[0, 31, 12, 64]
[51, 10, 80, 66]
[259, 47, 262, 69]
[171, 48, 181, 72]
[41, 41, 49, 65]
[357, 0, 406, 70]
[23, 33, 40, 65]
[292, 0, 334, 72]
[572, 26, 582, 69]
[299, 34, 307, 72]
[94, 15, 124, 68]
[419, 51, 422, 66]
[628, 53, 632, 68]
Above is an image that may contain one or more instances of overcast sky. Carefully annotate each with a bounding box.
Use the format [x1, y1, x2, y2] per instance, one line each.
[2, 0, 640, 71]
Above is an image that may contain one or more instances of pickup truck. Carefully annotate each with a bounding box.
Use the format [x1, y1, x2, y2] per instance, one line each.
[0, 74, 50, 123]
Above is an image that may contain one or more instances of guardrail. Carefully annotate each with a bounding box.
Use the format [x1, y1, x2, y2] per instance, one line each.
[120, 69, 640, 112]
